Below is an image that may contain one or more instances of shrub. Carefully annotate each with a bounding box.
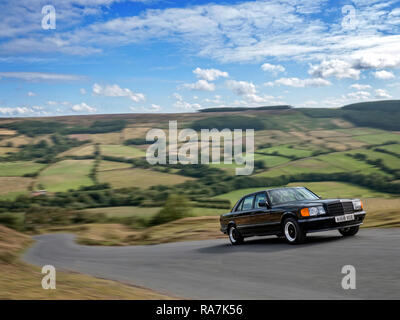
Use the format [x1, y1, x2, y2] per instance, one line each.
[149, 194, 192, 226]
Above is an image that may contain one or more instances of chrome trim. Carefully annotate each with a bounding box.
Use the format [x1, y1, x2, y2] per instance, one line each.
[298, 211, 366, 223]
[237, 221, 281, 229]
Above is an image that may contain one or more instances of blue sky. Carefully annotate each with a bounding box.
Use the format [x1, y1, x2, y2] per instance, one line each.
[0, 0, 399, 116]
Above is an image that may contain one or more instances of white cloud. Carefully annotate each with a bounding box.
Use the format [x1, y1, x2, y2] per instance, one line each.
[226, 80, 283, 104]
[146, 104, 162, 112]
[349, 84, 372, 90]
[71, 102, 97, 113]
[373, 70, 395, 80]
[226, 80, 256, 96]
[273, 77, 331, 87]
[193, 68, 228, 81]
[80, 88, 87, 95]
[308, 60, 360, 80]
[0, 72, 84, 81]
[173, 93, 202, 110]
[347, 91, 371, 100]
[27, 91, 36, 96]
[375, 89, 392, 99]
[0, 107, 32, 115]
[92, 83, 145, 102]
[261, 63, 285, 73]
[181, 80, 215, 91]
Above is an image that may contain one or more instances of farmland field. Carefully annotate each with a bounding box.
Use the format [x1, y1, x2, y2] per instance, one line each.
[98, 167, 193, 189]
[0, 177, 33, 199]
[0, 147, 18, 155]
[0, 161, 46, 177]
[98, 160, 132, 171]
[58, 144, 95, 157]
[37, 160, 94, 192]
[353, 132, 400, 144]
[100, 145, 145, 159]
[257, 144, 314, 158]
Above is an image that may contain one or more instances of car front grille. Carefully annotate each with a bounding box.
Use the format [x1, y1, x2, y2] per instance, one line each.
[327, 202, 354, 216]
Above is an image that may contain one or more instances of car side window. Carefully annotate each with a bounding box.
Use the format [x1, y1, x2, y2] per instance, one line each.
[242, 195, 255, 211]
[235, 199, 244, 212]
[254, 193, 267, 208]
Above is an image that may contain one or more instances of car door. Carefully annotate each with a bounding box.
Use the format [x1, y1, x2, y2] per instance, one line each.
[247, 192, 282, 235]
[233, 194, 256, 236]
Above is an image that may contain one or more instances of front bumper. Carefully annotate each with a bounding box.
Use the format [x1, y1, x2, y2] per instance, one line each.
[298, 211, 366, 233]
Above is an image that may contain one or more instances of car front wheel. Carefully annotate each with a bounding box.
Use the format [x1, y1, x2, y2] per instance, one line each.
[339, 226, 359, 237]
[228, 225, 244, 245]
[283, 218, 306, 244]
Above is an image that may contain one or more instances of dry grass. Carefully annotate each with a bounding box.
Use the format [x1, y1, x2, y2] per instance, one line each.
[0, 225, 173, 299]
[0, 135, 32, 147]
[0, 129, 17, 135]
[68, 132, 122, 144]
[0, 176, 32, 198]
[41, 216, 224, 246]
[58, 144, 95, 157]
[98, 160, 132, 172]
[0, 225, 32, 264]
[131, 216, 224, 245]
[362, 198, 400, 228]
[0, 147, 18, 155]
[122, 127, 153, 140]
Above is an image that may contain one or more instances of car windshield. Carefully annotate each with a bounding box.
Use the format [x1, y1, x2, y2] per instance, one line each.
[268, 187, 319, 205]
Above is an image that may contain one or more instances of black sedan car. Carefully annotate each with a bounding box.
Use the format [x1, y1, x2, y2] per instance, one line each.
[220, 187, 366, 244]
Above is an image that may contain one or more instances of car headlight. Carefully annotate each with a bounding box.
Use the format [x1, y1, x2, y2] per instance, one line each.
[352, 200, 363, 211]
[309, 207, 319, 216]
[301, 206, 326, 217]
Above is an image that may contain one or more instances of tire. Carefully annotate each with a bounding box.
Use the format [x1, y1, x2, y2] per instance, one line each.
[228, 225, 244, 245]
[283, 218, 306, 244]
[339, 226, 359, 237]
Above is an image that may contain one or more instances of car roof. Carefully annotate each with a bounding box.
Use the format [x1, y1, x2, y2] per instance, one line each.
[241, 187, 304, 197]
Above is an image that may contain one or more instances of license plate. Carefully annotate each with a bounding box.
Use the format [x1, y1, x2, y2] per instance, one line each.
[335, 214, 355, 223]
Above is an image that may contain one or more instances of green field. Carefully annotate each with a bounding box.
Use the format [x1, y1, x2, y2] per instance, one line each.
[98, 160, 132, 171]
[257, 144, 314, 158]
[346, 148, 400, 170]
[378, 144, 400, 156]
[100, 145, 145, 159]
[38, 160, 94, 192]
[353, 133, 400, 144]
[0, 177, 33, 200]
[255, 150, 393, 178]
[59, 144, 95, 157]
[0, 161, 46, 177]
[98, 167, 193, 189]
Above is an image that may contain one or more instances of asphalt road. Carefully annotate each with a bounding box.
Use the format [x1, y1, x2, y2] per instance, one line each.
[23, 229, 400, 299]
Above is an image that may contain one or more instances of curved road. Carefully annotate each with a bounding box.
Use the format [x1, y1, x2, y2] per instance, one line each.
[23, 229, 400, 299]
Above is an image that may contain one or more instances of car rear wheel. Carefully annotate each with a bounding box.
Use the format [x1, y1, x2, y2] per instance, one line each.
[283, 218, 306, 244]
[339, 226, 359, 236]
[228, 225, 244, 245]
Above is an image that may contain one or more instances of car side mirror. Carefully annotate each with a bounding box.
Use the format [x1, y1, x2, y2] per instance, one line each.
[258, 201, 268, 207]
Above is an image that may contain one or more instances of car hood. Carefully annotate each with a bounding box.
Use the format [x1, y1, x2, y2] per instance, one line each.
[272, 198, 355, 209]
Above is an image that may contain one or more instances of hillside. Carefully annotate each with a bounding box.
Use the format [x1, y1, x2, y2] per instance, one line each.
[0, 100, 399, 239]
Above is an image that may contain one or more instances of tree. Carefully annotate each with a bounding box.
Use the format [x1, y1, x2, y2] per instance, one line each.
[149, 194, 192, 226]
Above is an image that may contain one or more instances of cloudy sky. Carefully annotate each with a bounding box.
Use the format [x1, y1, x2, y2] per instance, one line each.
[0, 0, 399, 116]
